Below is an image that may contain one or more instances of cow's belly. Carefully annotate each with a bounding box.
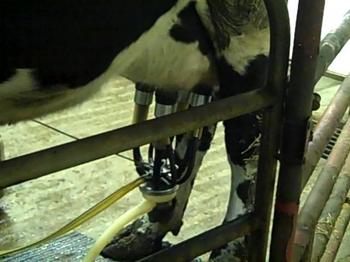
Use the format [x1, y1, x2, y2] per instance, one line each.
[113, 37, 217, 90]
[106, 1, 217, 90]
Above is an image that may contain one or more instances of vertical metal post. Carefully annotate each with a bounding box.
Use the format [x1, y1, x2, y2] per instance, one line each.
[249, 0, 290, 260]
[270, 0, 326, 261]
[0, 139, 4, 161]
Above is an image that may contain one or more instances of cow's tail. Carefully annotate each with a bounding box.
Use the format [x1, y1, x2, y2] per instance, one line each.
[0, 70, 103, 125]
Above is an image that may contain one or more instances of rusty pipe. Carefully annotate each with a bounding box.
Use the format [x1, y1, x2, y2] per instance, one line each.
[270, 0, 326, 260]
[302, 75, 350, 188]
[301, 9, 350, 188]
[314, 10, 350, 83]
[293, 118, 350, 261]
[312, 149, 350, 261]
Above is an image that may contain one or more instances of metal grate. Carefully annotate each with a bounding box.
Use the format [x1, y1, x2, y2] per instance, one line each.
[311, 119, 345, 160]
[2, 232, 112, 262]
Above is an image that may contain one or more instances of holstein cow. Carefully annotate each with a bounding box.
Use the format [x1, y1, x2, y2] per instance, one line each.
[0, 0, 269, 260]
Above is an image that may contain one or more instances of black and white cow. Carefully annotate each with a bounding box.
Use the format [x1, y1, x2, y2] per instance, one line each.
[0, 0, 269, 260]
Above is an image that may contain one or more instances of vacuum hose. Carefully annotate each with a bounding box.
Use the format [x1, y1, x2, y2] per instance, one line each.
[83, 200, 156, 262]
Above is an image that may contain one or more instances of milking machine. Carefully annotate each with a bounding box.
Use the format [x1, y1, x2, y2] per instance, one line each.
[84, 85, 214, 261]
[132, 83, 213, 189]
[129, 84, 214, 228]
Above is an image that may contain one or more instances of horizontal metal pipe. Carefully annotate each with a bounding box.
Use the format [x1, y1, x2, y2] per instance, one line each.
[330, 190, 350, 261]
[324, 71, 346, 82]
[302, 75, 350, 188]
[322, 195, 350, 262]
[0, 89, 275, 189]
[294, 118, 350, 261]
[138, 213, 259, 262]
[312, 150, 350, 261]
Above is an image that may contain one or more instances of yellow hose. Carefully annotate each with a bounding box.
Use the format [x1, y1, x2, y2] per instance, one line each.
[0, 177, 145, 257]
[84, 186, 178, 262]
[83, 199, 156, 262]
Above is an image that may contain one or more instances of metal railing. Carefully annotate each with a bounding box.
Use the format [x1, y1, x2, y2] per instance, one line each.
[0, 0, 290, 261]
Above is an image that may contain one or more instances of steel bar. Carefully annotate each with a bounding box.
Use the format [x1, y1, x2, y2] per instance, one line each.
[312, 151, 350, 261]
[301, 8, 350, 187]
[270, 0, 326, 261]
[324, 71, 346, 82]
[302, 8, 350, 187]
[293, 119, 350, 261]
[314, 10, 350, 83]
[302, 75, 350, 188]
[244, 0, 291, 259]
[0, 89, 274, 189]
[138, 213, 259, 262]
[324, 190, 350, 262]
[249, 108, 285, 261]
[327, 191, 350, 262]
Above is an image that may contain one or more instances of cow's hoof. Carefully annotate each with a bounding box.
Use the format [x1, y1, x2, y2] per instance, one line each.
[101, 216, 168, 261]
[209, 237, 247, 262]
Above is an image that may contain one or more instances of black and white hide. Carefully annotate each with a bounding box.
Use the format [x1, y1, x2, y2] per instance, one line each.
[0, 0, 217, 123]
[0, 0, 270, 260]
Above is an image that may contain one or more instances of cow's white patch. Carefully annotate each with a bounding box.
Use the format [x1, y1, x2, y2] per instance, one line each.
[221, 26, 270, 75]
[107, 0, 216, 90]
[224, 163, 251, 221]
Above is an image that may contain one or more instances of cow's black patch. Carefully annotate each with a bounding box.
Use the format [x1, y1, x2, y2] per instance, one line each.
[0, 45, 16, 83]
[236, 179, 251, 206]
[198, 125, 216, 151]
[216, 55, 268, 165]
[1, 0, 177, 88]
[0, 67, 15, 83]
[224, 114, 261, 166]
[169, 2, 213, 55]
[216, 55, 268, 98]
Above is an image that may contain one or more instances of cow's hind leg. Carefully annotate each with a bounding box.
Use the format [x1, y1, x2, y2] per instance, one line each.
[209, 113, 261, 261]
